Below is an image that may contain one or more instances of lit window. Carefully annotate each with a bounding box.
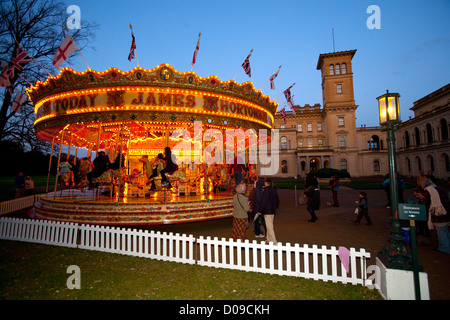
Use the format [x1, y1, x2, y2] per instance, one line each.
[342, 63, 347, 74]
[340, 159, 347, 170]
[335, 64, 340, 75]
[336, 84, 342, 93]
[339, 136, 346, 147]
[281, 136, 287, 150]
[329, 64, 334, 75]
[338, 117, 345, 126]
[280, 124, 285, 130]
[374, 160, 380, 172]
[281, 160, 288, 173]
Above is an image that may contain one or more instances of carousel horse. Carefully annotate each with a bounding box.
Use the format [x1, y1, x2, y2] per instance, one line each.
[77, 157, 92, 189]
[58, 161, 73, 188]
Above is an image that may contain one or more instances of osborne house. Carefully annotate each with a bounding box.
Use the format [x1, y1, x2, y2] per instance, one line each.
[270, 49, 450, 180]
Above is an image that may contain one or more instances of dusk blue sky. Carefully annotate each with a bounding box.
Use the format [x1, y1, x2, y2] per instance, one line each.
[61, 0, 449, 127]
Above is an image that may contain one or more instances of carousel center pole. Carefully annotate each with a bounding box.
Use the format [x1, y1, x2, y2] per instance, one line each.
[115, 123, 124, 206]
[46, 135, 56, 196]
[53, 126, 67, 200]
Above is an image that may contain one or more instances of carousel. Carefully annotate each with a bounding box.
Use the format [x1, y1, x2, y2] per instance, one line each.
[27, 64, 277, 225]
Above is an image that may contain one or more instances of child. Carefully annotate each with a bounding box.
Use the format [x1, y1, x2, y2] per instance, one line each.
[354, 191, 372, 225]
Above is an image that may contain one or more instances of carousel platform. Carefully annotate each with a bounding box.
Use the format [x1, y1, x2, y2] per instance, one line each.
[32, 187, 234, 225]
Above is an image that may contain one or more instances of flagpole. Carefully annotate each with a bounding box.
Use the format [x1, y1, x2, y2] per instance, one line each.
[65, 28, 91, 70]
[14, 41, 52, 77]
[130, 24, 139, 68]
[259, 65, 281, 91]
[232, 49, 253, 81]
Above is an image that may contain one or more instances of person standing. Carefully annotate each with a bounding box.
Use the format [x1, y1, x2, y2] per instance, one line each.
[422, 179, 450, 254]
[15, 172, 25, 198]
[229, 156, 246, 193]
[232, 183, 250, 241]
[25, 176, 35, 196]
[252, 177, 266, 238]
[303, 184, 318, 223]
[256, 179, 279, 244]
[161, 147, 178, 187]
[354, 191, 372, 225]
[329, 175, 340, 207]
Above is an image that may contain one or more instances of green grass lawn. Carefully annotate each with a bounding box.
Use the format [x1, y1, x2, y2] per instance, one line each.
[0, 240, 382, 300]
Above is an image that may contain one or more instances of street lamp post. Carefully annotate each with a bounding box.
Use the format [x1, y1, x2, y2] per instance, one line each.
[376, 90, 412, 270]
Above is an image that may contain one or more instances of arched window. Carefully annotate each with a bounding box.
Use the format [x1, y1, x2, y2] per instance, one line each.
[370, 135, 380, 150]
[417, 156, 422, 171]
[373, 160, 380, 172]
[428, 155, 435, 172]
[281, 160, 288, 173]
[445, 154, 450, 172]
[426, 123, 433, 143]
[404, 131, 410, 148]
[340, 159, 347, 170]
[441, 118, 448, 140]
[414, 127, 421, 145]
[406, 157, 411, 172]
[329, 64, 334, 75]
[342, 63, 347, 74]
[280, 136, 287, 150]
[335, 63, 340, 75]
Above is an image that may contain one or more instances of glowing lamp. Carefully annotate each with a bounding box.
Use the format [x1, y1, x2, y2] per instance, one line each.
[377, 90, 400, 125]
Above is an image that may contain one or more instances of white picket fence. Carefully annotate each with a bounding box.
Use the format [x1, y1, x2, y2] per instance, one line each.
[0, 194, 42, 216]
[0, 217, 371, 286]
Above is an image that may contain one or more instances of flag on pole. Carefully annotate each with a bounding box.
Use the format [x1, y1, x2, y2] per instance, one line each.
[128, 25, 137, 61]
[0, 63, 11, 87]
[5, 46, 32, 80]
[191, 32, 201, 68]
[284, 86, 296, 115]
[281, 108, 287, 123]
[269, 67, 281, 90]
[241, 50, 253, 78]
[11, 91, 26, 114]
[52, 34, 78, 69]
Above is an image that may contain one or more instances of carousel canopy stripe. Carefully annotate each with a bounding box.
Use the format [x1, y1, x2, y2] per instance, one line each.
[28, 64, 278, 128]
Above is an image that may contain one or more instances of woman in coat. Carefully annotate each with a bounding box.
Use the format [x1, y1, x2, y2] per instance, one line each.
[232, 183, 250, 241]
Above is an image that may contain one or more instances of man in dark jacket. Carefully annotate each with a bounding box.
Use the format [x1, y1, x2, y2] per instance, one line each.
[304, 185, 318, 222]
[87, 151, 111, 188]
[252, 177, 266, 237]
[257, 179, 279, 244]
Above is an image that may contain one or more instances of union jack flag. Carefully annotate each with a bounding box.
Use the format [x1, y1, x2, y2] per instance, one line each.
[0, 63, 11, 87]
[284, 87, 296, 115]
[241, 51, 252, 78]
[6, 46, 32, 80]
[128, 30, 136, 61]
[269, 67, 280, 90]
[281, 108, 287, 123]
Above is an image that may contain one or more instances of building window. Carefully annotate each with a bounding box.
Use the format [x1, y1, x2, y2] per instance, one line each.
[407, 158, 411, 172]
[335, 63, 340, 75]
[298, 140, 303, 148]
[414, 127, 420, 145]
[342, 63, 347, 74]
[329, 64, 334, 75]
[297, 124, 302, 132]
[429, 155, 435, 172]
[370, 135, 380, 150]
[340, 159, 347, 170]
[441, 118, 448, 140]
[445, 154, 450, 172]
[317, 123, 322, 131]
[426, 123, 433, 143]
[318, 139, 323, 147]
[307, 139, 313, 148]
[417, 156, 422, 171]
[307, 123, 312, 132]
[281, 160, 288, 173]
[280, 136, 287, 150]
[336, 84, 342, 93]
[339, 136, 346, 147]
[405, 131, 410, 148]
[338, 117, 344, 126]
[280, 124, 285, 130]
[373, 160, 380, 172]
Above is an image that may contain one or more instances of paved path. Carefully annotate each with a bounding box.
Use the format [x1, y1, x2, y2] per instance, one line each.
[142, 186, 450, 300]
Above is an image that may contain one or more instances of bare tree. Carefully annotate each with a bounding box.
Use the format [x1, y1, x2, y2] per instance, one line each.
[0, 0, 97, 152]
